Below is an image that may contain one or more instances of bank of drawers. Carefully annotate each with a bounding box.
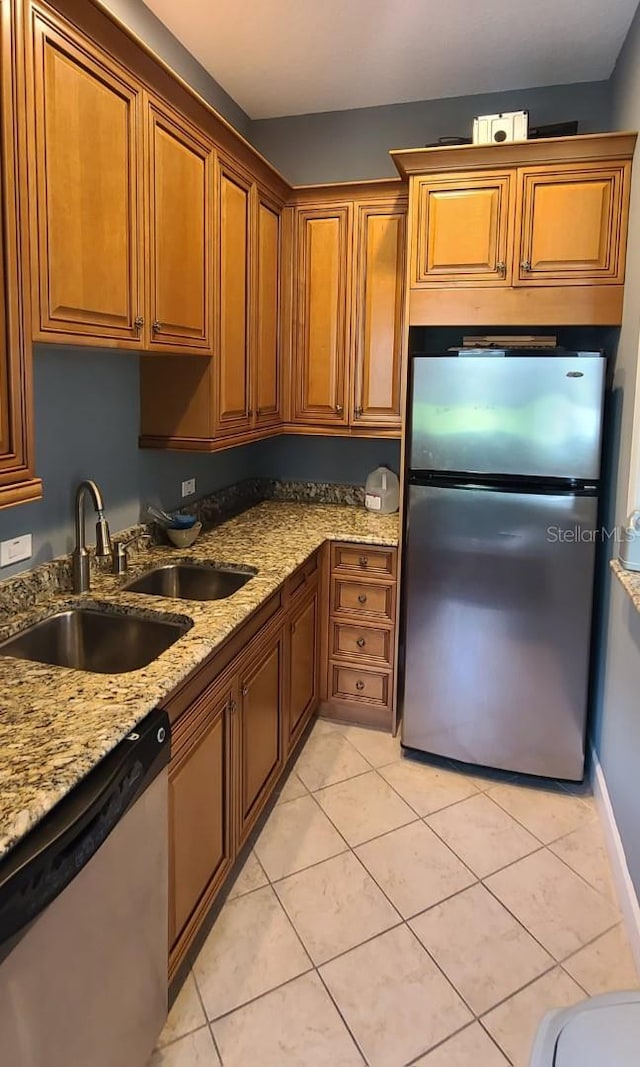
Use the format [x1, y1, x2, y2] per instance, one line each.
[327, 543, 397, 727]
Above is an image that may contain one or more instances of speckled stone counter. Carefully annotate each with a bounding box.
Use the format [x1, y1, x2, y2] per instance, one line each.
[0, 501, 399, 859]
[611, 559, 640, 611]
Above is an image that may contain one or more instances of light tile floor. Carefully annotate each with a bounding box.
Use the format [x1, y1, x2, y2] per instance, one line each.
[150, 718, 639, 1067]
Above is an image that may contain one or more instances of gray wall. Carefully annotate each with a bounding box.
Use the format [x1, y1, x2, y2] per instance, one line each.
[251, 81, 612, 184]
[98, 0, 251, 135]
[591, 2, 640, 895]
[0, 350, 399, 580]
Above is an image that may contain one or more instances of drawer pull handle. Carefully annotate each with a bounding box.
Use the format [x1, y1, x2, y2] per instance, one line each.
[356, 637, 366, 648]
[356, 680, 365, 691]
[359, 556, 369, 568]
[358, 594, 367, 605]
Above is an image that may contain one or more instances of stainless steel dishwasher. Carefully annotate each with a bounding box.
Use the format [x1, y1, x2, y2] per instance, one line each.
[0, 709, 170, 1067]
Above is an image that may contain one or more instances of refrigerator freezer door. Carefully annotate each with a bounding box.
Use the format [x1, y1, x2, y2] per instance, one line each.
[409, 355, 605, 481]
[401, 483, 598, 779]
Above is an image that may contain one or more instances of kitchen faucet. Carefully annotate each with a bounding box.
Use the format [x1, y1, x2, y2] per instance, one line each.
[72, 480, 112, 593]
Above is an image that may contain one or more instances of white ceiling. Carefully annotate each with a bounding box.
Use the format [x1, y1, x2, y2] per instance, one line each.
[143, 0, 638, 120]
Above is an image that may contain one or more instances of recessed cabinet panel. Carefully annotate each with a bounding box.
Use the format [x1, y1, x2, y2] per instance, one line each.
[238, 627, 283, 843]
[146, 101, 213, 351]
[169, 687, 233, 948]
[352, 203, 406, 428]
[413, 173, 513, 285]
[30, 9, 143, 343]
[517, 166, 628, 284]
[288, 586, 318, 747]
[216, 162, 251, 434]
[254, 193, 281, 425]
[294, 206, 351, 424]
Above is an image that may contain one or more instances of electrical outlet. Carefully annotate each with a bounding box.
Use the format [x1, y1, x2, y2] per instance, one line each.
[181, 478, 196, 498]
[0, 533, 32, 567]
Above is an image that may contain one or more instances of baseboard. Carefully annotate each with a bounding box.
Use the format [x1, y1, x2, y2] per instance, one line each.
[590, 743, 640, 972]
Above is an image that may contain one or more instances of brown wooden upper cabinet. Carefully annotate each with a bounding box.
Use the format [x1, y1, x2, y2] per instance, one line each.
[352, 200, 406, 429]
[145, 98, 214, 352]
[291, 193, 406, 433]
[292, 204, 352, 426]
[411, 172, 514, 286]
[27, 2, 214, 353]
[0, 0, 41, 506]
[410, 162, 629, 290]
[215, 159, 252, 436]
[28, 3, 144, 347]
[140, 168, 283, 448]
[515, 163, 628, 285]
[254, 188, 282, 429]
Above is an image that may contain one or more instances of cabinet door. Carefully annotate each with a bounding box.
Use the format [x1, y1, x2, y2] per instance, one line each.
[146, 98, 213, 352]
[237, 625, 284, 845]
[215, 159, 252, 436]
[515, 163, 629, 285]
[169, 683, 234, 954]
[253, 189, 282, 428]
[411, 172, 514, 286]
[292, 204, 351, 425]
[29, 5, 143, 345]
[352, 200, 406, 429]
[0, 0, 41, 505]
[287, 583, 319, 752]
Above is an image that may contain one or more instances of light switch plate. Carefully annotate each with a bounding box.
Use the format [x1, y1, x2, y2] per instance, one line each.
[181, 478, 196, 498]
[1, 533, 32, 567]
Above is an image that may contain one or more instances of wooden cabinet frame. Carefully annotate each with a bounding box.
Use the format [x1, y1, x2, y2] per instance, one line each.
[0, 0, 40, 505]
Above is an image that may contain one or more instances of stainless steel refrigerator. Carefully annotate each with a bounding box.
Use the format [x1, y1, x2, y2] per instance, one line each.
[401, 350, 606, 780]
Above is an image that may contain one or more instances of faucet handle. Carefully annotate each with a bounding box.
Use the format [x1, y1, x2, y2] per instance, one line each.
[95, 511, 112, 558]
[112, 540, 128, 575]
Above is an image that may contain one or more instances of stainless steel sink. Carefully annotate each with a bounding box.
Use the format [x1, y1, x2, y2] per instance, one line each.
[123, 563, 254, 601]
[0, 606, 191, 674]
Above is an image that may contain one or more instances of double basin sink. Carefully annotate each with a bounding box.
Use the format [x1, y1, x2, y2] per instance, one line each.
[0, 562, 255, 675]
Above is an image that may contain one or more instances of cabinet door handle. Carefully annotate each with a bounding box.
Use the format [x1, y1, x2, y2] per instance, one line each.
[356, 637, 366, 648]
[521, 260, 531, 271]
[335, 404, 343, 415]
[242, 685, 248, 697]
[354, 406, 363, 418]
[496, 261, 506, 277]
[356, 680, 365, 691]
[359, 556, 368, 568]
[358, 593, 367, 605]
[291, 622, 296, 634]
[228, 698, 237, 714]
[152, 320, 162, 332]
[134, 315, 144, 333]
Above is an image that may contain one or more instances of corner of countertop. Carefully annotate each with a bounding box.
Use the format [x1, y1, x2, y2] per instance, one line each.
[611, 558, 640, 612]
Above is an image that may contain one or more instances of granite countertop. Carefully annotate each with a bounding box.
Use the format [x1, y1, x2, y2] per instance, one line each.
[611, 558, 640, 610]
[0, 501, 399, 859]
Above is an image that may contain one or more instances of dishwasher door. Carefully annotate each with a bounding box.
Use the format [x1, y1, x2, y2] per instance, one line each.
[0, 713, 169, 1067]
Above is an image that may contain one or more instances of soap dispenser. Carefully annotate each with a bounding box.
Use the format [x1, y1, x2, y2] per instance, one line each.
[618, 510, 640, 571]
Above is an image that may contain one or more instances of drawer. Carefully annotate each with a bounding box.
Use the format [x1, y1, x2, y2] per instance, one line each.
[331, 578, 395, 623]
[332, 543, 396, 580]
[331, 622, 392, 667]
[330, 664, 391, 709]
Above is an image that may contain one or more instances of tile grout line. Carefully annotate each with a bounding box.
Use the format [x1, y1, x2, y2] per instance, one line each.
[190, 969, 225, 1065]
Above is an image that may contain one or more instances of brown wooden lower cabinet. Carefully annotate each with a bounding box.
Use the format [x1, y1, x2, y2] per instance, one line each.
[323, 541, 398, 731]
[168, 673, 235, 965]
[286, 577, 319, 753]
[236, 620, 285, 849]
[165, 555, 320, 982]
